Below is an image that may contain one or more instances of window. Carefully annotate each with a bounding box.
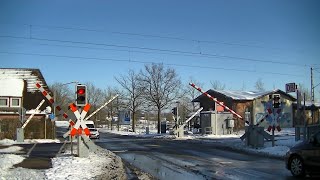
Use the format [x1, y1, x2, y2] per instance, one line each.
[10, 98, 21, 107]
[0, 97, 9, 107]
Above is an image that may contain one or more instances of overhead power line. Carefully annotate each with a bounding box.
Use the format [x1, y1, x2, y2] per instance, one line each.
[0, 22, 295, 51]
[0, 50, 306, 78]
[0, 35, 308, 67]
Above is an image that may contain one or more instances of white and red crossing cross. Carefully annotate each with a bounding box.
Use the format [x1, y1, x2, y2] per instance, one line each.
[35, 82, 75, 126]
[69, 103, 91, 136]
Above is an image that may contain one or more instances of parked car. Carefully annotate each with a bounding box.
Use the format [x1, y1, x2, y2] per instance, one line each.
[285, 131, 320, 177]
[89, 128, 100, 139]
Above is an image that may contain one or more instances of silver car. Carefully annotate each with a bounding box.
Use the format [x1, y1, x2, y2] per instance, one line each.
[89, 128, 100, 139]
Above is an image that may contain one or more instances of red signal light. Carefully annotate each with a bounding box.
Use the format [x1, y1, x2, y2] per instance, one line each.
[77, 89, 85, 95]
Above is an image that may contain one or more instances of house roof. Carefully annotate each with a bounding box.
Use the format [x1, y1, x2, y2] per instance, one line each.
[0, 68, 50, 93]
[292, 101, 320, 108]
[193, 89, 296, 102]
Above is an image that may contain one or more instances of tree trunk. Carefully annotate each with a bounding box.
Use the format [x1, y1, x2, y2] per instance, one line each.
[157, 109, 161, 134]
[132, 111, 135, 132]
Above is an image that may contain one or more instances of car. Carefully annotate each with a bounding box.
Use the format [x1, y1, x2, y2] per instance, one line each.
[285, 131, 320, 177]
[85, 120, 95, 129]
[89, 128, 100, 139]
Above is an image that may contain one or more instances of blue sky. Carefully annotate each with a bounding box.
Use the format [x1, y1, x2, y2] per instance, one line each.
[1, 0, 320, 98]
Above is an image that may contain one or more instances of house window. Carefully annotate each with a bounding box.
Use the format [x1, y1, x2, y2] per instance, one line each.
[0, 97, 9, 107]
[10, 98, 21, 107]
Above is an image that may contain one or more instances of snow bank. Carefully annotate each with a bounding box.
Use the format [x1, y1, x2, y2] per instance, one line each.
[0, 154, 44, 179]
[0, 138, 16, 145]
[0, 146, 23, 153]
[0, 138, 60, 145]
[24, 139, 61, 144]
[55, 121, 70, 127]
[0, 146, 126, 179]
[45, 147, 127, 180]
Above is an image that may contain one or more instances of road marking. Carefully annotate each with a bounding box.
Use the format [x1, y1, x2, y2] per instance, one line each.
[27, 143, 37, 157]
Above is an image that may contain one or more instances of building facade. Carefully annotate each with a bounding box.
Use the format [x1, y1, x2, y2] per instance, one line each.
[0, 68, 54, 139]
[193, 89, 296, 130]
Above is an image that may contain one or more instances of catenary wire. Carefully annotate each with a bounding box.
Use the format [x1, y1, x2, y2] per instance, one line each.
[0, 50, 307, 78]
[0, 35, 308, 67]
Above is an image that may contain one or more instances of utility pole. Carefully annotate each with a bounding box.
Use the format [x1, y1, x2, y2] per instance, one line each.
[311, 67, 314, 102]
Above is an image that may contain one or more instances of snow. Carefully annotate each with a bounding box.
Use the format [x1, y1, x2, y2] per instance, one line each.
[0, 78, 24, 96]
[204, 89, 295, 101]
[0, 138, 61, 145]
[55, 120, 70, 127]
[293, 101, 320, 107]
[0, 146, 23, 153]
[0, 139, 126, 179]
[46, 149, 115, 179]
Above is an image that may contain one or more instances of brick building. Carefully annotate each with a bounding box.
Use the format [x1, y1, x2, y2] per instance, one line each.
[0, 68, 54, 139]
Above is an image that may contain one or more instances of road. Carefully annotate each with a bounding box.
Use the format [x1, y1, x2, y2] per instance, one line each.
[13, 142, 65, 169]
[95, 132, 295, 180]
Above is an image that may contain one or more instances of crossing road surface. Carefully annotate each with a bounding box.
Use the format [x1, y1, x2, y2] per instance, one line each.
[14, 142, 64, 169]
[96, 132, 295, 180]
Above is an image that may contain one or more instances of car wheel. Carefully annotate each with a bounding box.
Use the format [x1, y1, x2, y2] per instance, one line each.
[290, 156, 305, 177]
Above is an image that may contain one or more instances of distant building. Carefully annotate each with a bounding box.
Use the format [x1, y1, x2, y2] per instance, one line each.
[0, 68, 54, 139]
[292, 101, 320, 126]
[193, 89, 296, 130]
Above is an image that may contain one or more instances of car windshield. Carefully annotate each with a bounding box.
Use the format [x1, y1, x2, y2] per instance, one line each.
[86, 124, 94, 128]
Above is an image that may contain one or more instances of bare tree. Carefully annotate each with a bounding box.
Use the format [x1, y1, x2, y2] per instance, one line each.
[184, 77, 204, 112]
[49, 82, 73, 118]
[210, 80, 226, 90]
[254, 78, 265, 91]
[85, 82, 104, 120]
[103, 86, 124, 127]
[139, 63, 181, 134]
[241, 81, 247, 91]
[298, 83, 311, 101]
[115, 69, 144, 132]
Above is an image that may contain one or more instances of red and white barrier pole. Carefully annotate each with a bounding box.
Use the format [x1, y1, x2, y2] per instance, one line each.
[36, 82, 75, 126]
[189, 83, 250, 125]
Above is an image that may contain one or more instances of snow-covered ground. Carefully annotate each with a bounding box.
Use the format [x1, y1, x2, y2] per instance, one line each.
[0, 139, 126, 180]
[101, 127, 303, 158]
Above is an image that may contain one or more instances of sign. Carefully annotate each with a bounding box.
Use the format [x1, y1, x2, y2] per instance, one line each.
[119, 110, 131, 125]
[49, 113, 55, 120]
[285, 83, 296, 93]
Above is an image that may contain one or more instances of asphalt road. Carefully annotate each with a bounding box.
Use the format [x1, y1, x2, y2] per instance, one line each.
[12, 142, 64, 169]
[95, 132, 296, 180]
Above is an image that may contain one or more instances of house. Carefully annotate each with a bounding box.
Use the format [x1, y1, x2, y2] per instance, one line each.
[193, 89, 296, 130]
[0, 68, 54, 139]
[292, 101, 320, 126]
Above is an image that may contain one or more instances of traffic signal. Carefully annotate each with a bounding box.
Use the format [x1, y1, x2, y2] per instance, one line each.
[172, 107, 177, 116]
[272, 94, 281, 108]
[76, 84, 87, 106]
